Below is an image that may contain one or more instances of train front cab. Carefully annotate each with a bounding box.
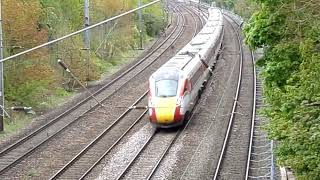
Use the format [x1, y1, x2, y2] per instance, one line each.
[148, 70, 191, 128]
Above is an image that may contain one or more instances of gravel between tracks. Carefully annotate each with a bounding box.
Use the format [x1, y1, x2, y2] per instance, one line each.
[151, 17, 241, 180]
[0, 5, 253, 180]
[216, 18, 254, 179]
[84, 12, 243, 180]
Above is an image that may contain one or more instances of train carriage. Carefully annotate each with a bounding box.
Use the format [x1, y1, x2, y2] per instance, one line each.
[148, 7, 224, 128]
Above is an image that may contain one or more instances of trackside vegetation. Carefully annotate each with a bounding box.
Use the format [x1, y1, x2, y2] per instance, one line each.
[244, 0, 320, 179]
[206, 0, 320, 178]
[1, 0, 166, 135]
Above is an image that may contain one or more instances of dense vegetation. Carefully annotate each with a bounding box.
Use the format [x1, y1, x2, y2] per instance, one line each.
[3, 0, 166, 112]
[244, 0, 320, 179]
[206, 0, 320, 178]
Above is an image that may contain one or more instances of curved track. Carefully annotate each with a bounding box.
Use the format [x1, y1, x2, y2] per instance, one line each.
[212, 11, 255, 180]
[0, 6, 183, 174]
[1, 2, 264, 179]
[0, 2, 206, 179]
[178, 4, 256, 179]
[245, 57, 275, 179]
[48, 4, 205, 179]
[212, 13, 245, 179]
[104, 6, 223, 180]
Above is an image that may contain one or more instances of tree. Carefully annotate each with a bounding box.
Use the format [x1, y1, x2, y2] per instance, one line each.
[244, 0, 320, 179]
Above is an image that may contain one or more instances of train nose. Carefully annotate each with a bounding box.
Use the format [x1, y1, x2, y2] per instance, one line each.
[154, 97, 176, 124]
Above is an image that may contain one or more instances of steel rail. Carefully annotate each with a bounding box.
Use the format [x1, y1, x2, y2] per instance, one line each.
[146, 130, 182, 180]
[0, 3, 185, 175]
[191, 2, 254, 179]
[78, 110, 148, 180]
[82, 4, 190, 179]
[50, 3, 189, 179]
[223, 10, 266, 180]
[117, 4, 220, 179]
[0, 0, 179, 158]
[189, 4, 208, 22]
[178, 14, 231, 180]
[0, 0, 161, 63]
[192, 5, 206, 27]
[245, 50, 274, 179]
[212, 13, 244, 180]
[115, 130, 157, 180]
[146, 108, 197, 180]
[106, 4, 203, 179]
[49, 91, 148, 179]
[0, 5, 181, 159]
[182, 5, 199, 37]
[245, 51, 256, 179]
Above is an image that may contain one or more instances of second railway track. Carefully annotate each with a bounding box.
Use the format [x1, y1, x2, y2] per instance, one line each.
[212, 12, 255, 179]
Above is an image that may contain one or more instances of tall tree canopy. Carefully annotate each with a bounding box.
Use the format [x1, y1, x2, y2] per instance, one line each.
[244, 0, 320, 179]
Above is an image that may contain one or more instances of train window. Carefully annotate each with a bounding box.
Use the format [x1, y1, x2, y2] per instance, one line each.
[155, 80, 178, 97]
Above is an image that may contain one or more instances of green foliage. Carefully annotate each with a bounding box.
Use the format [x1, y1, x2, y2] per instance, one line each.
[141, 0, 166, 37]
[244, 8, 285, 49]
[6, 80, 49, 107]
[245, 0, 320, 178]
[261, 43, 301, 89]
[0, 115, 33, 140]
[143, 13, 164, 37]
[3, 0, 166, 116]
[40, 0, 84, 36]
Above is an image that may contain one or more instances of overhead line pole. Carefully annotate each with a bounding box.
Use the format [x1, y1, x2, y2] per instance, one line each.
[84, 0, 90, 81]
[84, 0, 90, 49]
[138, 0, 143, 50]
[0, 0, 4, 131]
[0, 0, 160, 63]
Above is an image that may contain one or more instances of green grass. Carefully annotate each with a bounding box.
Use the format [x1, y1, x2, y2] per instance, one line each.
[0, 114, 33, 140]
[0, 88, 73, 141]
[37, 87, 74, 111]
[98, 37, 155, 76]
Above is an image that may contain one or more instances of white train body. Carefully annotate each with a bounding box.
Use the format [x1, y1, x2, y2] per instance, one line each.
[148, 8, 224, 127]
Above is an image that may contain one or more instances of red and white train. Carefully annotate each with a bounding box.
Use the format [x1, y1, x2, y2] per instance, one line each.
[148, 7, 224, 128]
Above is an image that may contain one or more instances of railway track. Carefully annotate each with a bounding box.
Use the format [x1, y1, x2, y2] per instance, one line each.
[0, 2, 205, 179]
[245, 65, 275, 179]
[216, 10, 275, 180]
[1, 1, 269, 179]
[167, 4, 256, 179]
[47, 4, 205, 180]
[196, 6, 275, 179]
[189, 3, 209, 21]
[49, 91, 149, 179]
[115, 121, 185, 180]
[212, 12, 254, 179]
[0, 11, 181, 173]
[107, 7, 226, 180]
[0, 5, 182, 172]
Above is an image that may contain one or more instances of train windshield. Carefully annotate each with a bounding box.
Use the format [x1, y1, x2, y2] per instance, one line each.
[155, 80, 178, 97]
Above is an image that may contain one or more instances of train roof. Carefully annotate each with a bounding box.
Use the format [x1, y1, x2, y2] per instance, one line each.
[152, 67, 180, 81]
[151, 7, 223, 80]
